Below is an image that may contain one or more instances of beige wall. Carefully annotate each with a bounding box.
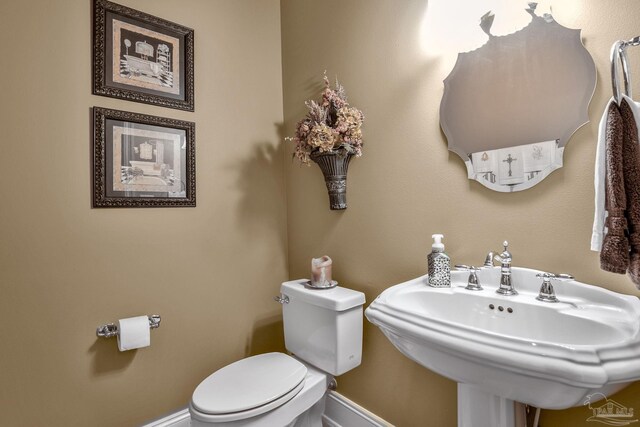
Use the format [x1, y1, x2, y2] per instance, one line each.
[0, 0, 287, 426]
[2, 0, 640, 426]
[281, 0, 640, 426]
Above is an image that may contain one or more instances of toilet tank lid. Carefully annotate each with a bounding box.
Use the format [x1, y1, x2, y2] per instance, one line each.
[281, 280, 366, 311]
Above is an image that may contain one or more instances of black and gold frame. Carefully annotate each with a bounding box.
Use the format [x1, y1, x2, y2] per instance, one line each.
[93, 0, 195, 111]
[92, 107, 196, 208]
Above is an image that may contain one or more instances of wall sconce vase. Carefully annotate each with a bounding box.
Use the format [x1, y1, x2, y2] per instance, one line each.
[310, 151, 353, 210]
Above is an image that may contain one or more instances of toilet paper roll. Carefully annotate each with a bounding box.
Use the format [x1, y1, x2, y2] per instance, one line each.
[117, 316, 150, 351]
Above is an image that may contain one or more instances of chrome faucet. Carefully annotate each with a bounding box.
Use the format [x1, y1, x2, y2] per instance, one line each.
[495, 241, 517, 296]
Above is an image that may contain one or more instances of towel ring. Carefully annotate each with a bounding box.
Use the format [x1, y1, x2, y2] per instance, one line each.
[611, 37, 639, 104]
[611, 40, 630, 105]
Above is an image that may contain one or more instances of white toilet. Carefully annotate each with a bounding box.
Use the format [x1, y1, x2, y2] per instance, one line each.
[189, 279, 366, 427]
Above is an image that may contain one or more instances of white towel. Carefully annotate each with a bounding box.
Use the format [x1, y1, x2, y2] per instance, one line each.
[591, 98, 615, 252]
[592, 95, 640, 252]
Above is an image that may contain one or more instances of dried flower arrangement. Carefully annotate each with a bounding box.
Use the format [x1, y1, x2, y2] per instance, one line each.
[288, 73, 365, 165]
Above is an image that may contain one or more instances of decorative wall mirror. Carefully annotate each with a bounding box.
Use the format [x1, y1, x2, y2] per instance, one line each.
[440, 3, 596, 192]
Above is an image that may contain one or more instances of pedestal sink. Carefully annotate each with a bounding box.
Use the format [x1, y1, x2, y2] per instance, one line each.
[365, 267, 640, 427]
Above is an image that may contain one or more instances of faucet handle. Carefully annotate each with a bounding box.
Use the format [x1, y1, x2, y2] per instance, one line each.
[535, 272, 574, 302]
[454, 265, 483, 291]
[536, 273, 557, 302]
[535, 272, 574, 280]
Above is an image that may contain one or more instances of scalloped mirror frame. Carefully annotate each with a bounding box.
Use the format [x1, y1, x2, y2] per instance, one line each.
[439, 8, 596, 192]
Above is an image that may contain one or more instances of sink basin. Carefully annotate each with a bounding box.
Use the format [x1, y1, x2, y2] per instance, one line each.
[365, 267, 640, 418]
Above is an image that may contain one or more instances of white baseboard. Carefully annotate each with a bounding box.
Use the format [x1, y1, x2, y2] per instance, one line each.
[142, 408, 190, 427]
[322, 391, 393, 427]
[141, 391, 392, 427]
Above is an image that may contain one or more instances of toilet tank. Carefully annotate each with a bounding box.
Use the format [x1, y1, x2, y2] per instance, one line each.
[280, 280, 365, 376]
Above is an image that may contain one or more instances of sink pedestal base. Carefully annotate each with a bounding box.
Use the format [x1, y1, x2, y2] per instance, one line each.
[458, 384, 515, 427]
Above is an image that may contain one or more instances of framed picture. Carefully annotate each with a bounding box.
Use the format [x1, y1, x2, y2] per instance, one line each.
[92, 107, 196, 208]
[93, 0, 194, 111]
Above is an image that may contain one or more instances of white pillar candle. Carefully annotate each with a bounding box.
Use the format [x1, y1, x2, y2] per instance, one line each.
[311, 256, 332, 287]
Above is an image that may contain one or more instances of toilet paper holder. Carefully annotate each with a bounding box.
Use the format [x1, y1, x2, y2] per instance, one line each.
[96, 315, 161, 338]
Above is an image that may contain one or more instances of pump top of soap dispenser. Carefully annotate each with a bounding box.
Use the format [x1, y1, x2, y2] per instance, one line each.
[432, 234, 445, 252]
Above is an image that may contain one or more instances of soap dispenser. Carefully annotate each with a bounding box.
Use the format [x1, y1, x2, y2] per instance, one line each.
[428, 234, 451, 287]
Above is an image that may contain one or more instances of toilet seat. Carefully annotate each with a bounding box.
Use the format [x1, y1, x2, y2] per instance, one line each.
[191, 353, 307, 422]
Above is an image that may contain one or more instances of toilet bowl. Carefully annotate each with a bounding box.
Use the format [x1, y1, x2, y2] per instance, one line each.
[190, 354, 327, 427]
[189, 280, 365, 426]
